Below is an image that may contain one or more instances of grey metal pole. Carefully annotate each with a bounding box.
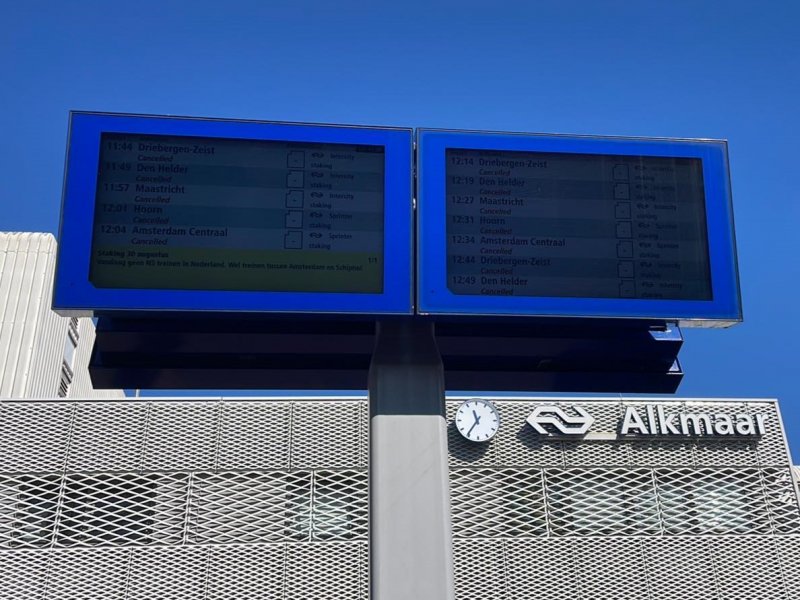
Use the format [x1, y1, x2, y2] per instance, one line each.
[368, 320, 455, 600]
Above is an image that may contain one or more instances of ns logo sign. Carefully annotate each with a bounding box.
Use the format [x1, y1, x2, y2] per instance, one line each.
[527, 404, 767, 439]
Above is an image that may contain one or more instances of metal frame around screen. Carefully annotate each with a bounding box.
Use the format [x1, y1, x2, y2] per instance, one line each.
[54, 112, 413, 316]
[417, 129, 741, 325]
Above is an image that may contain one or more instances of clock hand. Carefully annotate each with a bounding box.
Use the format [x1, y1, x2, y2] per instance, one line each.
[467, 420, 479, 436]
[472, 410, 481, 425]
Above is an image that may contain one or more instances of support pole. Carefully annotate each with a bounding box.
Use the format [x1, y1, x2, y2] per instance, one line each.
[368, 321, 455, 600]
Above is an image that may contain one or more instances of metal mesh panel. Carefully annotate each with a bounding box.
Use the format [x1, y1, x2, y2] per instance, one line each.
[143, 402, 220, 471]
[480, 400, 564, 467]
[504, 538, 579, 600]
[447, 399, 797, 599]
[206, 544, 286, 599]
[312, 470, 368, 541]
[777, 536, 800, 598]
[711, 537, 787, 599]
[0, 403, 73, 473]
[359, 402, 369, 472]
[284, 542, 364, 600]
[126, 545, 210, 600]
[66, 402, 148, 472]
[749, 401, 792, 467]
[563, 440, 631, 467]
[694, 437, 760, 467]
[656, 468, 772, 535]
[46, 548, 130, 600]
[629, 439, 695, 467]
[641, 538, 719, 600]
[0, 550, 49, 599]
[216, 402, 292, 471]
[573, 538, 650, 600]
[0, 397, 795, 599]
[453, 539, 507, 600]
[453, 536, 800, 600]
[0, 398, 369, 599]
[761, 468, 800, 534]
[290, 402, 362, 470]
[0, 473, 61, 548]
[688, 402, 758, 467]
[450, 468, 546, 538]
[56, 472, 187, 547]
[190, 471, 312, 544]
[625, 402, 694, 467]
[545, 468, 661, 536]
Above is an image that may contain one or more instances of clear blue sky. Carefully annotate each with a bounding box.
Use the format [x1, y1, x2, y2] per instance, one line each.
[2, 2, 799, 454]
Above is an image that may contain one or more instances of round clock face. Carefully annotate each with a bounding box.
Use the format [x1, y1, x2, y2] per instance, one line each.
[455, 399, 500, 442]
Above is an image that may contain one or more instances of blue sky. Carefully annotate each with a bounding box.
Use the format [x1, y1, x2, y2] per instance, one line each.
[2, 2, 799, 454]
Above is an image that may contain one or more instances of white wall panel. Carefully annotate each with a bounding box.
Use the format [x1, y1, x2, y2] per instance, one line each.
[0, 232, 122, 399]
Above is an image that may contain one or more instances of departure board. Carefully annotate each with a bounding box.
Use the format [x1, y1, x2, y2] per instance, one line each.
[90, 133, 385, 293]
[417, 130, 741, 323]
[445, 148, 712, 300]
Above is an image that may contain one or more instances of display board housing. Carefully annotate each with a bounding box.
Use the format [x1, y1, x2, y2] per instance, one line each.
[417, 129, 741, 325]
[55, 113, 413, 315]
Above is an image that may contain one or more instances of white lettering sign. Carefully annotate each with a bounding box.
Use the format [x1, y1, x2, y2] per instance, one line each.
[527, 404, 767, 438]
[619, 406, 766, 437]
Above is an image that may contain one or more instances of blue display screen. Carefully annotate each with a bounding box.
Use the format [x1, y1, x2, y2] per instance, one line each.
[418, 130, 741, 325]
[55, 113, 413, 315]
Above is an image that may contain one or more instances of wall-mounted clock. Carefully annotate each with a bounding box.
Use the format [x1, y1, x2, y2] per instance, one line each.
[455, 399, 500, 443]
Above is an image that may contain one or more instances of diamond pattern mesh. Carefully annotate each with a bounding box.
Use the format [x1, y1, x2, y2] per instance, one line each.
[712, 537, 787, 599]
[776, 536, 800, 598]
[127, 545, 210, 599]
[0, 550, 49, 598]
[563, 440, 631, 466]
[656, 468, 773, 535]
[206, 544, 286, 599]
[449, 463, 795, 539]
[574, 538, 650, 600]
[0, 473, 61, 548]
[451, 468, 546, 538]
[57, 472, 187, 547]
[0, 402, 73, 473]
[190, 471, 312, 544]
[0, 398, 368, 599]
[143, 402, 220, 471]
[217, 401, 292, 471]
[546, 468, 661, 536]
[642, 538, 719, 600]
[46, 548, 130, 600]
[312, 470, 368, 541]
[750, 401, 792, 467]
[762, 468, 800, 534]
[0, 397, 797, 600]
[66, 402, 148, 472]
[504, 538, 578, 600]
[291, 401, 363, 470]
[453, 539, 507, 599]
[284, 542, 365, 599]
[447, 398, 800, 600]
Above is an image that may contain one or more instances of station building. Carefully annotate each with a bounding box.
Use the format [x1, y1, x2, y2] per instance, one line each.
[0, 232, 796, 598]
[0, 232, 122, 399]
[0, 395, 798, 599]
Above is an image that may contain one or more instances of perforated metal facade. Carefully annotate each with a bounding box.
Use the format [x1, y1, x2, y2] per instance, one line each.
[0, 396, 797, 599]
[448, 397, 800, 600]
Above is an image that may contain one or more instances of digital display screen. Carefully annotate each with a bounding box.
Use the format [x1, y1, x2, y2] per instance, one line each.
[90, 133, 385, 294]
[445, 148, 712, 301]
